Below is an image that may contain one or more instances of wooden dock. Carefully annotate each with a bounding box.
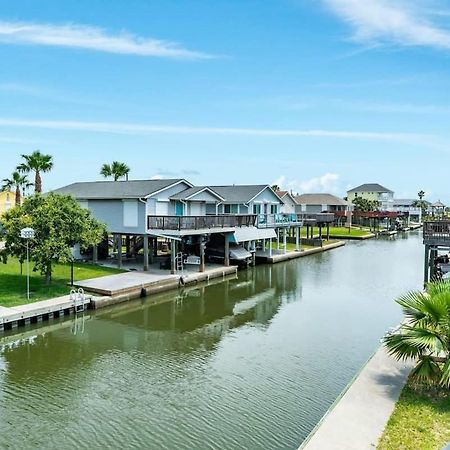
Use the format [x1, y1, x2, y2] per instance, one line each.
[0, 294, 91, 332]
[74, 265, 238, 309]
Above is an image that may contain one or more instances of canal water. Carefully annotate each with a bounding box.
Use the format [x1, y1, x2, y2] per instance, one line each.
[0, 233, 423, 450]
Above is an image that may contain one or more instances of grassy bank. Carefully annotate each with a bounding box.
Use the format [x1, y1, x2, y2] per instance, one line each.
[378, 379, 450, 450]
[0, 257, 125, 307]
[312, 226, 374, 238]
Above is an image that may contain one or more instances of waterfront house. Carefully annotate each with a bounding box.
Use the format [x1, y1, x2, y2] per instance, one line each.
[430, 200, 446, 217]
[0, 191, 16, 215]
[347, 183, 394, 211]
[52, 179, 301, 272]
[392, 199, 423, 223]
[275, 191, 298, 214]
[294, 193, 352, 214]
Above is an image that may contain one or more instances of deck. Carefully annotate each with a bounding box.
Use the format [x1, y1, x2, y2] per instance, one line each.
[423, 220, 450, 246]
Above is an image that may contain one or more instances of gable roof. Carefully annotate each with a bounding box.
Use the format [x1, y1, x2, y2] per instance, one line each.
[208, 185, 280, 204]
[170, 186, 225, 202]
[348, 183, 393, 194]
[295, 193, 350, 206]
[432, 200, 446, 208]
[51, 179, 190, 200]
[276, 190, 298, 204]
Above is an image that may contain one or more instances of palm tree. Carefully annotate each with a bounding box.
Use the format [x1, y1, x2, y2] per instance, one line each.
[100, 161, 130, 181]
[18, 150, 53, 193]
[418, 190, 425, 200]
[2, 171, 33, 206]
[384, 281, 450, 387]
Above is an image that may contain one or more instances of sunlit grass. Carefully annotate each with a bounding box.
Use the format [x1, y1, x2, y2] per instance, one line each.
[0, 257, 125, 307]
[378, 379, 450, 450]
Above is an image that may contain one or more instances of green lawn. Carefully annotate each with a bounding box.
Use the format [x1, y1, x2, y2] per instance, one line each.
[309, 226, 374, 238]
[0, 257, 125, 307]
[378, 380, 450, 450]
[271, 241, 334, 251]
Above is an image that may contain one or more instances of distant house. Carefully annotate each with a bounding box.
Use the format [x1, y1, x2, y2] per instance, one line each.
[431, 200, 446, 216]
[347, 183, 394, 211]
[294, 193, 353, 214]
[393, 199, 423, 223]
[0, 191, 15, 215]
[275, 191, 298, 214]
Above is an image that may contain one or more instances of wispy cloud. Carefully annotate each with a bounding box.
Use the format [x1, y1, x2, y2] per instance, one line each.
[274, 173, 342, 195]
[323, 0, 450, 50]
[0, 117, 436, 144]
[0, 21, 212, 59]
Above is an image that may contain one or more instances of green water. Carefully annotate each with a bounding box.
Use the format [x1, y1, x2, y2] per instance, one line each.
[0, 233, 423, 449]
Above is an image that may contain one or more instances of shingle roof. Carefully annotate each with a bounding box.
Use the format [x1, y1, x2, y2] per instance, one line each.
[276, 190, 298, 204]
[432, 201, 446, 208]
[295, 193, 350, 206]
[208, 185, 272, 203]
[170, 186, 225, 201]
[347, 183, 393, 194]
[51, 179, 188, 199]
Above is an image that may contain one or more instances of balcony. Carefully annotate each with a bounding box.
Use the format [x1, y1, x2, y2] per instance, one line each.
[256, 213, 303, 228]
[298, 213, 335, 224]
[147, 214, 257, 232]
[423, 220, 450, 245]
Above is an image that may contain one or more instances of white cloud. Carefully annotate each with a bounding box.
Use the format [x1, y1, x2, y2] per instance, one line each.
[273, 173, 342, 195]
[0, 21, 211, 59]
[0, 117, 436, 144]
[323, 0, 450, 50]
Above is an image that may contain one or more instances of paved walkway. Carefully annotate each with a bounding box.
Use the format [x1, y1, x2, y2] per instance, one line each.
[300, 345, 413, 450]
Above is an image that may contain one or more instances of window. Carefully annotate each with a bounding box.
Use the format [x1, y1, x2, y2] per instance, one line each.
[270, 204, 277, 214]
[225, 204, 239, 214]
[123, 200, 138, 227]
[253, 204, 261, 214]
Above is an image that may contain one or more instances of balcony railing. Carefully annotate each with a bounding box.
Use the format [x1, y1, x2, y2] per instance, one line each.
[298, 213, 335, 224]
[148, 214, 257, 231]
[257, 213, 303, 228]
[423, 220, 450, 244]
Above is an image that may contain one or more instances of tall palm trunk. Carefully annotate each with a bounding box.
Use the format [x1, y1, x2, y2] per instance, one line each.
[35, 170, 42, 193]
[15, 186, 21, 206]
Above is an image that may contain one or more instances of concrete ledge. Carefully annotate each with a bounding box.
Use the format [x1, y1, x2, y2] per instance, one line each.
[258, 241, 345, 264]
[90, 266, 238, 309]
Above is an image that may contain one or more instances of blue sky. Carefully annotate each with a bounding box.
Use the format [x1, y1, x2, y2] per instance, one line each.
[1, 0, 450, 201]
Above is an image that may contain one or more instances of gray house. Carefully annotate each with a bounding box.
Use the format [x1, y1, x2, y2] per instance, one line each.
[295, 193, 353, 214]
[52, 179, 303, 272]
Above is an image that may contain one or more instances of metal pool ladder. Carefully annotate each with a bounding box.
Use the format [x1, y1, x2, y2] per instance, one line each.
[70, 288, 86, 313]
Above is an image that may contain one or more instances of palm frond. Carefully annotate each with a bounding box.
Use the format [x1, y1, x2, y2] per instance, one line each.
[411, 356, 442, 385]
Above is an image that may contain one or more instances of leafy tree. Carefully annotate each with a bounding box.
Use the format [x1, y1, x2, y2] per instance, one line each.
[1, 194, 105, 284]
[384, 281, 450, 387]
[18, 150, 53, 193]
[1, 171, 32, 206]
[100, 161, 130, 181]
[271, 184, 281, 192]
[352, 197, 380, 212]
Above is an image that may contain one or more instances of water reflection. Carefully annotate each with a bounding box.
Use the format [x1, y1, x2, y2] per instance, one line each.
[0, 234, 423, 450]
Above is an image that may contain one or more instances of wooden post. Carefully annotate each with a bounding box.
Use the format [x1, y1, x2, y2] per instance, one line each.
[269, 238, 273, 257]
[199, 237, 205, 273]
[171, 240, 176, 274]
[116, 234, 122, 269]
[327, 223, 330, 241]
[296, 226, 300, 251]
[424, 244, 430, 284]
[143, 235, 149, 271]
[224, 233, 230, 267]
[283, 229, 287, 254]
